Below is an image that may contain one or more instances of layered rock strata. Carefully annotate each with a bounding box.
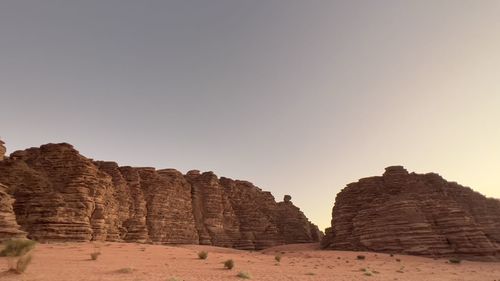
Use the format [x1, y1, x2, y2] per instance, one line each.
[0, 140, 5, 160]
[322, 166, 500, 261]
[0, 142, 320, 249]
[0, 183, 26, 241]
[277, 195, 323, 244]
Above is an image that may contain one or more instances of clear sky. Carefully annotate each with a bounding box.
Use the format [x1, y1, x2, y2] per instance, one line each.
[1, 1, 499, 231]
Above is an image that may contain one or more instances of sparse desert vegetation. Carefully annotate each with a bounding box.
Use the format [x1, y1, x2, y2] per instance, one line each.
[90, 251, 101, 260]
[197, 251, 208, 260]
[223, 259, 234, 269]
[0, 239, 36, 274]
[0, 242, 498, 281]
[115, 267, 134, 273]
[236, 271, 251, 279]
[14, 254, 32, 274]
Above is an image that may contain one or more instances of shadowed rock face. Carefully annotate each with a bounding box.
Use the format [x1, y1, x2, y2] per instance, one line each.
[277, 195, 323, 244]
[322, 166, 500, 261]
[0, 142, 320, 249]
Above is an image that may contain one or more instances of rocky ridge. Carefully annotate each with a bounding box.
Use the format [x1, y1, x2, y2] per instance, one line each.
[322, 166, 500, 261]
[0, 141, 320, 249]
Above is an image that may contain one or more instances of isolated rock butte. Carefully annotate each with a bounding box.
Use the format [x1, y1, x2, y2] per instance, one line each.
[322, 166, 500, 261]
[0, 142, 320, 249]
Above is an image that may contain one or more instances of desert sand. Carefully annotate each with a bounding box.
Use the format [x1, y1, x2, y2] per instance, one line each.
[0, 243, 498, 281]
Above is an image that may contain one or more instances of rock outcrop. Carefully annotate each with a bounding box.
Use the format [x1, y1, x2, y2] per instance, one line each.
[277, 195, 323, 244]
[0, 139, 6, 160]
[322, 166, 500, 261]
[0, 142, 320, 248]
[0, 183, 26, 241]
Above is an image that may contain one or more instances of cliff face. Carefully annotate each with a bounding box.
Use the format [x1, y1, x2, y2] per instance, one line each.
[0, 140, 5, 160]
[277, 197, 323, 244]
[322, 166, 500, 261]
[0, 142, 320, 249]
[0, 183, 26, 241]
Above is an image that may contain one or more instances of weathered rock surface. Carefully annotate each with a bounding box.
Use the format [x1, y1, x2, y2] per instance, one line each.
[0, 139, 6, 160]
[0, 142, 320, 248]
[0, 183, 26, 241]
[220, 177, 282, 249]
[277, 195, 323, 244]
[322, 166, 500, 261]
[0, 143, 116, 241]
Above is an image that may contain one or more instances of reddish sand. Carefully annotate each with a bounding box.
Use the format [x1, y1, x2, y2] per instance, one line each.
[0, 243, 498, 281]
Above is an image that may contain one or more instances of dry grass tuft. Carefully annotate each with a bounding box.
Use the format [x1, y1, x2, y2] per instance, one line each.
[236, 271, 251, 279]
[116, 267, 134, 274]
[224, 259, 234, 270]
[1, 239, 36, 274]
[90, 251, 101, 260]
[197, 251, 208, 260]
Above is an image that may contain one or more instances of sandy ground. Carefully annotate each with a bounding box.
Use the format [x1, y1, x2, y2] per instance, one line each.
[0, 242, 498, 281]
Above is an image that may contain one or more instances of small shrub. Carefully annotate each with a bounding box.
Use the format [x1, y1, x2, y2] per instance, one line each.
[305, 272, 316, 275]
[274, 255, 282, 262]
[390, 254, 394, 257]
[356, 255, 366, 260]
[236, 271, 251, 279]
[198, 251, 208, 260]
[396, 258, 401, 262]
[15, 254, 33, 274]
[90, 251, 101, 260]
[0, 239, 36, 257]
[364, 272, 373, 276]
[1, 239, 36, 274]
[449, 258, 462, 264]
[224, 259, 234, 270]
[116, 267, 134, 273]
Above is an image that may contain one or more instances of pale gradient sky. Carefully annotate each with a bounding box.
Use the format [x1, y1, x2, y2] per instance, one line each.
[1, 1, 499, 231]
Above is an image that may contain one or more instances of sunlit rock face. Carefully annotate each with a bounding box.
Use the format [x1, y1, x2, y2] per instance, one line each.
[0, 139, 6, 160]
[0, 183, 26, 241]
[322, 166, 500, 261]
[0, 142, 320, 248]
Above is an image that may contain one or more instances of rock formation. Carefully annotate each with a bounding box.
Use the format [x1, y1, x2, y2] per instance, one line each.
[0, 139, 6, 160]
[0, 183, 26, 241]
[0, 142, 320, 249]
[277, 195, 323, 244]
[322, 166, 500, 261]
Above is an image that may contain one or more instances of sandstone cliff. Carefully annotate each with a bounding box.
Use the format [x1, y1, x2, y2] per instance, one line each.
[0, 142, 319, 249]
[322, 166, 500, 261]
[277, 195, 323, 244]
[0, 140, 5, 160]
[0, 183, 26, 241]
